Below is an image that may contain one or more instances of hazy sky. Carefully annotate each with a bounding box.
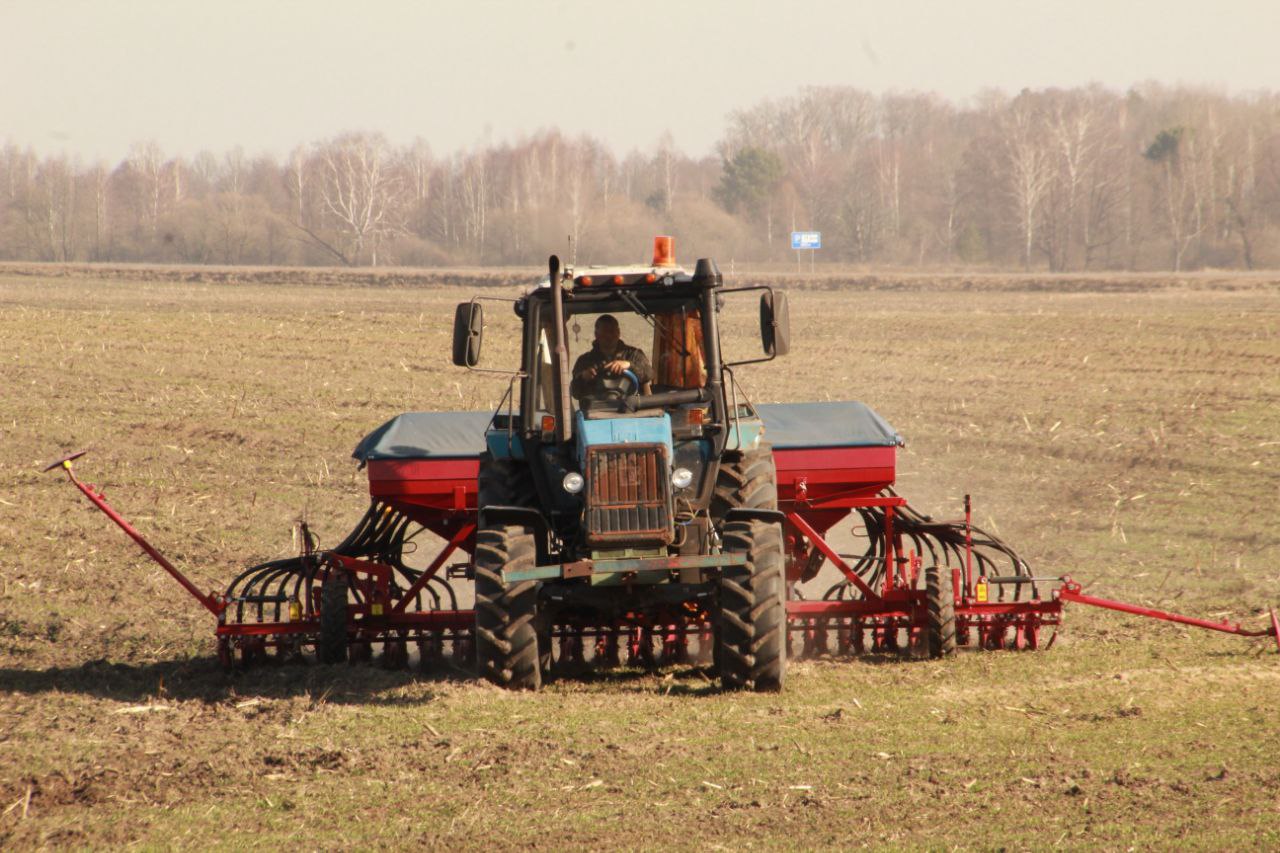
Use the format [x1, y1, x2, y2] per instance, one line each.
[5, 0, 1279, 163]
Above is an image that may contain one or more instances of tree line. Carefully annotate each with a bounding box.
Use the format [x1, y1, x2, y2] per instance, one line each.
[4, 83, 1279, 271]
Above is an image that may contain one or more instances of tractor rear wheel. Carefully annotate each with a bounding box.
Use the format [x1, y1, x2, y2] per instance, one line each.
[719, 519, 787, 691]
[474, 524, 541, 690]
[318, 570, 349, 664]
[925, 565, 957, 659]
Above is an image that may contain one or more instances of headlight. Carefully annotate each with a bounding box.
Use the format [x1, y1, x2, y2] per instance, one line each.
[671, 467, 694, 489]
[562, 472, 584, 493]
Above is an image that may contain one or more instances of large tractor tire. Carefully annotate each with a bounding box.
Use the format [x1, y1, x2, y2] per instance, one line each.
[318, 570, 349, 665]
[478, 451, 536, 508]
[924, 564, 957, 659]
[474, 524, 542, 690]
[719, 518, 787, 691]
[711, 444, 778, 518]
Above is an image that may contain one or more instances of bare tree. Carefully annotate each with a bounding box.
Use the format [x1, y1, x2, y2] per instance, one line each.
[127, 141, 168, 239]
[458, 150, 488, 261]
[306, 132, 406, 266]
[1144, 127, 1207, 271]
[999, 94, 1054, 270]
[89, 161, 110, 260]
[1037, 91, 1104, 270]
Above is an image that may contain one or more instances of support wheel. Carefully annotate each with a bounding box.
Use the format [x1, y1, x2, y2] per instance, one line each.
[318, 570, 349, 664]
[474, 524, 541, 690]
[925, 565, 957, 659]
[719, 518, 787, 692]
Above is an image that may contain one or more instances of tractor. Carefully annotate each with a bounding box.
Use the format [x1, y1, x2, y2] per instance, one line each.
[452, 237, 792, 690]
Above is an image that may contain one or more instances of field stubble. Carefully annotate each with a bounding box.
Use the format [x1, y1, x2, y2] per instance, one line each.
[1, 270, 1278, 849]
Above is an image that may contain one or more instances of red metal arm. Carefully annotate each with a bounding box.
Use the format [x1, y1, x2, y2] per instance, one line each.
[1057, 579, 1280, 651]
[390, 521, 475, 615]
[49, 455, 225, 616]
[785, 511, 881, 601]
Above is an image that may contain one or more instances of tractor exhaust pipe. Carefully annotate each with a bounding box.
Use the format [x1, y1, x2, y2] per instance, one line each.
[548, 254, 573, 444]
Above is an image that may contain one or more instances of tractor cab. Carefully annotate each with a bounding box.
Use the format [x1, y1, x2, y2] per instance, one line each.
[453, 238, 789, 550]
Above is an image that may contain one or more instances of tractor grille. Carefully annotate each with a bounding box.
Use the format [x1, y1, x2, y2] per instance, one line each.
[584, 444, 673, 547]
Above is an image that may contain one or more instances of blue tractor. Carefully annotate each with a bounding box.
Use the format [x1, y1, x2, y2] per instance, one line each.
[452, 239, 791, 690]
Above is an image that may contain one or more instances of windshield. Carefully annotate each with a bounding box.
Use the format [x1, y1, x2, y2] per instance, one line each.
[530, 295, 708, 418]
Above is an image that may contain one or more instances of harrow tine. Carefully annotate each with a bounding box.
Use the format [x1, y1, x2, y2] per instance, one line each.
[217, 638, 234, 670]
[382, 634, 409, 669]
[595, 631, 620, 669]
[836, 618, 851, 655]
[698, 624, 714, 665]
[665, 622, 686, 660]
[566, 629, 584, 665]
[608, 629, 623, 667]
[675, 625, 690, 664]
[453, 633, 473, 668]
[639, 626, 656, 668]
[431, 631, 445, 664]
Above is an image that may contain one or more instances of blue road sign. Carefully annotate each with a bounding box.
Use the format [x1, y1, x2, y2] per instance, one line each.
[791, 231, 821, 250]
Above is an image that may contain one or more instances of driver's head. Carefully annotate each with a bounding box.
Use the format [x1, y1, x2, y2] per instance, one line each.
[594, 314, 621, 354]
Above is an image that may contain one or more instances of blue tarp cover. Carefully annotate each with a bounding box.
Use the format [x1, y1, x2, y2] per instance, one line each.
[352, 400, 901, 462]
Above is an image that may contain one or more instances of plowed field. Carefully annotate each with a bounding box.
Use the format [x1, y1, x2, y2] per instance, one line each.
[2, 268, 1278, 848]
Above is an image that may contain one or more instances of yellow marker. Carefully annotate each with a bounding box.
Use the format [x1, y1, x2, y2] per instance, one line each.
[371, 603, 383, 616]
[288, 598, 302, 621]
[976, 581, 988, 603]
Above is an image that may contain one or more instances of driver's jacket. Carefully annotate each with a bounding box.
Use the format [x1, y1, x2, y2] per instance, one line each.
[569, 340, 653, 401]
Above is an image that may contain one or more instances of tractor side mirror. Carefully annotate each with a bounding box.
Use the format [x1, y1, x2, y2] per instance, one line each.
[451, 302, 484, 367]
[760, 291, 790, 357]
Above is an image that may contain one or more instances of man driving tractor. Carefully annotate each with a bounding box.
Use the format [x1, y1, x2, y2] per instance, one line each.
[570, 314, 653, 403]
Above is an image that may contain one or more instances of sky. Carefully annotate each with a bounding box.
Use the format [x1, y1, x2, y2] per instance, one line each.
[4, 0, 1279, 164]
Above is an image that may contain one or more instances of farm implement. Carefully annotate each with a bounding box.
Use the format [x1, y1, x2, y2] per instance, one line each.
[49, 239, 1280, 689]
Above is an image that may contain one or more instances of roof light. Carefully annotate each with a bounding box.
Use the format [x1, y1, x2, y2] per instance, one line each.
[579, 276, 593, 287]
[645, 273, 656, 284]
[613, 274, 624, 285]
[652, 236, 676, 268]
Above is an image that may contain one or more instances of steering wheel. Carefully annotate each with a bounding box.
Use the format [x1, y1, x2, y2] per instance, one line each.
[597, 368, 640, 401]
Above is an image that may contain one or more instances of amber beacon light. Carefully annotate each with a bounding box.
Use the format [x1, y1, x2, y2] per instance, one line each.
[652, 235, 676, 268]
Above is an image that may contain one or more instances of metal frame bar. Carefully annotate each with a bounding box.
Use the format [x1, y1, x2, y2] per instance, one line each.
[391, 522, 475, 615]
[506, 553, 746, 583]
[785, 510, 882, 601]
[52, 457, 225, 616]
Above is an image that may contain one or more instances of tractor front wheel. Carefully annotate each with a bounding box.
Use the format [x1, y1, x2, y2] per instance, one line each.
[474, 524, 541, 690]
[719, 519, 787, 691]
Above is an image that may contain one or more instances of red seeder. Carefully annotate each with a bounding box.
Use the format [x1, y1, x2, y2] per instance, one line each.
[47, 437, 1280, 671]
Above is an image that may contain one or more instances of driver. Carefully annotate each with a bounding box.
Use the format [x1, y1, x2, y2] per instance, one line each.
[570, 314, 653, 404]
